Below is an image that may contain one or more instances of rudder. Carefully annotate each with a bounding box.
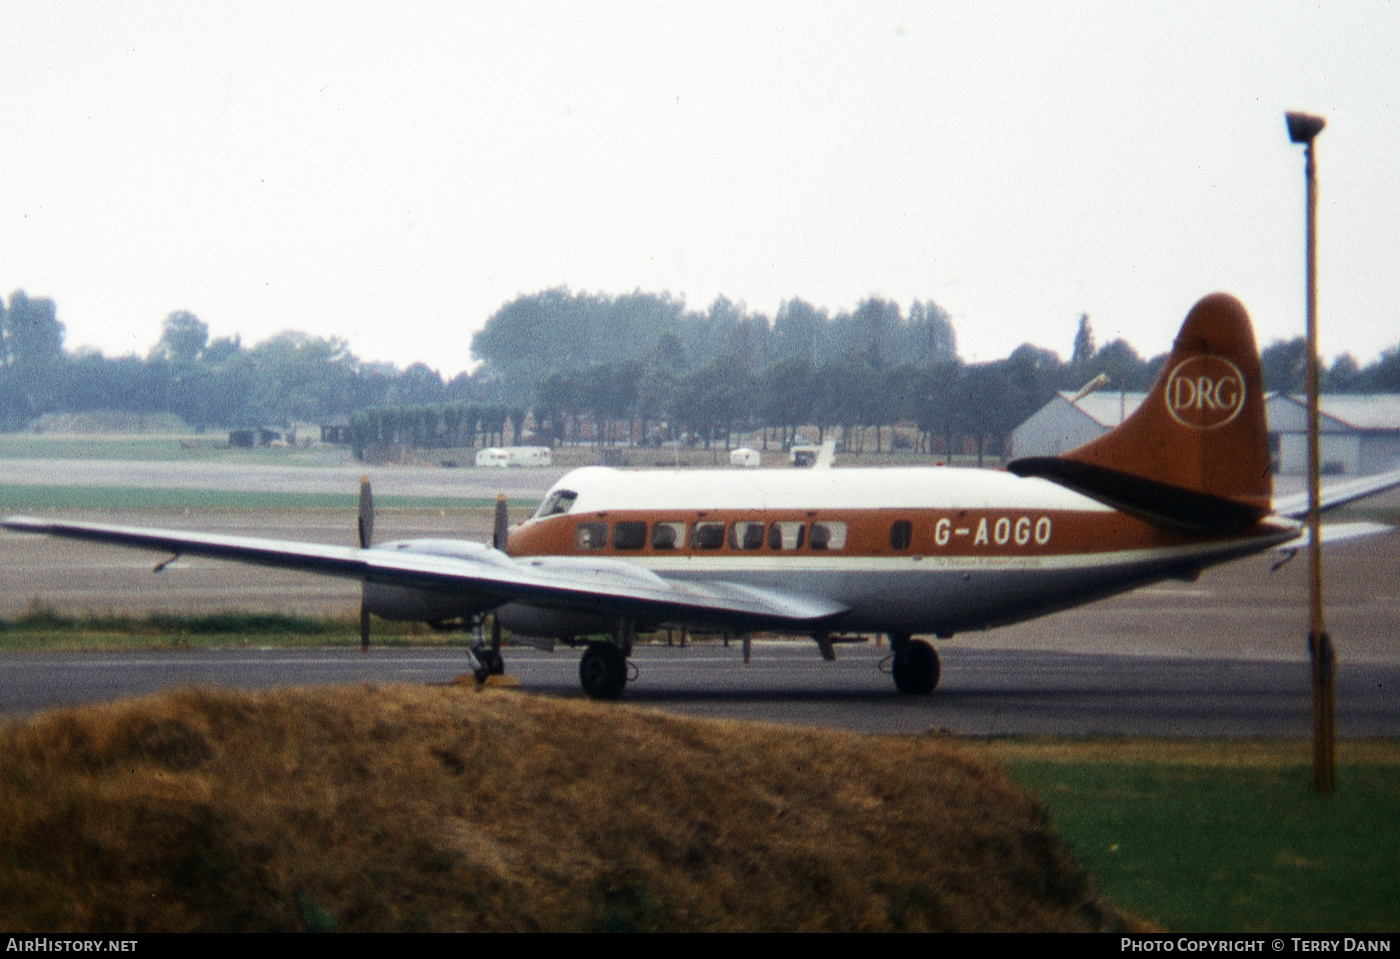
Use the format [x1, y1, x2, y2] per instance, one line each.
[1010, 293, 1272, 533]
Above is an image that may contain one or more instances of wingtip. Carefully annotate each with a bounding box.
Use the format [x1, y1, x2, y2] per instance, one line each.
[2, 516, 46, 533]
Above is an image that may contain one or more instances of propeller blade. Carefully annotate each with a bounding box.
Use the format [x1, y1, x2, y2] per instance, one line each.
[358, 476, 374, 549]
[360, 597, 371, 653]
[358, 478, 374, 652]
[493, 493, 509, 553]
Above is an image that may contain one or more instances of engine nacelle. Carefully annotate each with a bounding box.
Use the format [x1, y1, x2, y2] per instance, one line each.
[362, 582, 500, 623]
[491, 602, 615, 641]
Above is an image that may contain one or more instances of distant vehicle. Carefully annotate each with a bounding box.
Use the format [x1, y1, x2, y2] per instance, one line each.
[729, 447, 760, 468]
[474, 446, 553, 468]
[7, 294, 1398, 700]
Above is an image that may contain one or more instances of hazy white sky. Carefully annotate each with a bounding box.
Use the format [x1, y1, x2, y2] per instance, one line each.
[3, 1, 1396, 376]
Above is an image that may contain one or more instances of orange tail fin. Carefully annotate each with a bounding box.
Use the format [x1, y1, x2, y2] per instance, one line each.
[1010, 293, 1272, 533]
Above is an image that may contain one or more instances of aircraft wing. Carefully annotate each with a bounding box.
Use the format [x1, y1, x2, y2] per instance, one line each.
[0, 516, 848, 631]
[1272, 467, 1400, 519]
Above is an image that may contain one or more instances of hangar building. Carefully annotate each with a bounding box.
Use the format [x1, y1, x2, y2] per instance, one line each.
[1010, 391, 1400, 476]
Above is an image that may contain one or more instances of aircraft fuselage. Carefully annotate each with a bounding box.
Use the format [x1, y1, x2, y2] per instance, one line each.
[502, 465, 1299, 638]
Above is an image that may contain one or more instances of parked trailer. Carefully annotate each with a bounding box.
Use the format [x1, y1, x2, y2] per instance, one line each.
[729, 447, 761, 468]
[475, 446, 553, 468]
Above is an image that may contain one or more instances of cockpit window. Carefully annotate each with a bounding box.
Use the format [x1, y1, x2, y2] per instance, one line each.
[534, 490, 577, 519]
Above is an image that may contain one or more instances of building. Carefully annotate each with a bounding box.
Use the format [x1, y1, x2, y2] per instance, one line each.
[1011, 391, 1400, 476]
[1267, 394, 1400, 476]
[1008, 391, 1147, 459]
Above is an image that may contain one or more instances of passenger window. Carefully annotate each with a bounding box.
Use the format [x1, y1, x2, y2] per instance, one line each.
[767, 522, 805, 550]
[651, 522, 684, 550]
[809, 520, 847, 551]
[574, 522, 607, 550]
[729, 521, 765, 550]
[612, 521, 647, 550]
[690, 522, 725, 550]
[890, 520, 912, 550]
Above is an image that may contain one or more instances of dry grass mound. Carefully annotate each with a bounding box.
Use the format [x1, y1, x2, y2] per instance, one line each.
[0, 684, 1126, 932]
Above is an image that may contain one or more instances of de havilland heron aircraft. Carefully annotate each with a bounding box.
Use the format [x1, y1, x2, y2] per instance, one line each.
[5, 293, 1399, 699]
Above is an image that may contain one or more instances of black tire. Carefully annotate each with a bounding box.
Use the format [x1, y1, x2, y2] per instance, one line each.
[892, 640, 940, 695]
[471, 647, 505, 682]
[579, 642, 628, 699]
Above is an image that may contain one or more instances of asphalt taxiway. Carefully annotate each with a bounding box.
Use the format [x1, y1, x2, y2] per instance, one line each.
[1, 643, 1395, 738]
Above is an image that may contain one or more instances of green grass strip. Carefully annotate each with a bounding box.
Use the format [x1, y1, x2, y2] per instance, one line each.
[1006, 759, 1400, 933]
[0, 608, 462, 651]
[0, 484, 535, 513]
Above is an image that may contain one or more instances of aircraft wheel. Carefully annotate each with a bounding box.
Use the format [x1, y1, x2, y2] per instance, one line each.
[579, 642, 628, 700]
[892, 640, 940, 695]
[481, 649, 505, 676]
[472, 648, 505, 683]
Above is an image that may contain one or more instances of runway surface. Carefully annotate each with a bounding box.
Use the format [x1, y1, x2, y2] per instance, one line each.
[2, 460, 1397, 735]
[2, 643, 1396, 737]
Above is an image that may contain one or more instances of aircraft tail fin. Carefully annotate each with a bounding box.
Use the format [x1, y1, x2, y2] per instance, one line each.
[1009, 293, 1272, 535]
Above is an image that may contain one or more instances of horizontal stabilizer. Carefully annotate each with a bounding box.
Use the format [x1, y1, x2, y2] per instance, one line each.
[1007, 456, 1271, 535]
[1272, 468, 1400, 519]
[1279, 520, 1392, 549]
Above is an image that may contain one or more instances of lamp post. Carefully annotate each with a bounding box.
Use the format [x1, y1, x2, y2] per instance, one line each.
[1286, 110, 1332, 794]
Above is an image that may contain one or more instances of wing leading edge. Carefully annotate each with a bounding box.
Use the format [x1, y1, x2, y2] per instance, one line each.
[0, 516, 848, 632]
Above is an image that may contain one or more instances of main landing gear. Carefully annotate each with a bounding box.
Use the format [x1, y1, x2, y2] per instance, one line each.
[578, 619, 636, 700]
[889, 633, 941, 696]
[467, 615, 506, 683]
[579, 642, 628, 699]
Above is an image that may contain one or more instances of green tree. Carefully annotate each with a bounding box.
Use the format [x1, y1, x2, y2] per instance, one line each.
[772, 297, 826, 362]
[151, 311, 209, 367]
[907, 300, 958, 365]
[1069, 314, 1095, 383]
[1261, 338, 1307, 393]
[759, 355, 817, 449]
[1, 291, 66, 420]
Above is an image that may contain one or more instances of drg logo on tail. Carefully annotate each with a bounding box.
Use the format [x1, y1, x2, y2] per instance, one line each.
[1165, 355, 1246, 429]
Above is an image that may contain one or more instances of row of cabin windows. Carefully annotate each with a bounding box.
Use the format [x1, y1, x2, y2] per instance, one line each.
[574, 518, 917, 552]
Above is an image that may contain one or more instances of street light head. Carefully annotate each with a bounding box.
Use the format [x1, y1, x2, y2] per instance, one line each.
[1287, 111, 1326, 144]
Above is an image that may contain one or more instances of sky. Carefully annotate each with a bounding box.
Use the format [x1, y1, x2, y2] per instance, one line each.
[3, 1, 1397, 377]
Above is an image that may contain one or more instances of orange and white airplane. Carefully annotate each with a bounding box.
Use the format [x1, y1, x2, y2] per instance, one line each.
[5, 294, 1397, 698]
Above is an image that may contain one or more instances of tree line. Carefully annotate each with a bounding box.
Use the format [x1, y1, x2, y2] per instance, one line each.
[4, 288, 1398, 462]
[0, 293, 506, 432]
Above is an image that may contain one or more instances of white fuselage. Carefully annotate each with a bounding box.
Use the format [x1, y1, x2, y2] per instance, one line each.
[493, 466, 1299, 638]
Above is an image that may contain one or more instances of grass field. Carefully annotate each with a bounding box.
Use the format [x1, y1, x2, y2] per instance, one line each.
[0, 483, 535, 514]
[978, 739, 1400, 933]
[0, 608, 443, 650]
[0, 433, 326, 464]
